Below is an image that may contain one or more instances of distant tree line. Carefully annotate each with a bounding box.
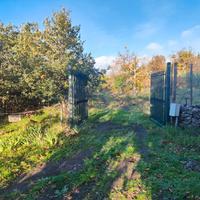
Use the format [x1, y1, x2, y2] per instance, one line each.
[106, 48, 200, 96]
[0, 9, 102, 113]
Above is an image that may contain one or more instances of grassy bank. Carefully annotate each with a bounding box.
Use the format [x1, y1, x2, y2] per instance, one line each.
[0, 96, 200, 199]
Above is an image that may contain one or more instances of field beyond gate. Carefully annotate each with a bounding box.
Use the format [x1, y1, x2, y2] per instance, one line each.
[0, 93, 200, 199]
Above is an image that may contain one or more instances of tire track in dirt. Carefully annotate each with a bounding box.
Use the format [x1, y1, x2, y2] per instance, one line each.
[68, 119, 149, 200]
[0, 148, 93, 195]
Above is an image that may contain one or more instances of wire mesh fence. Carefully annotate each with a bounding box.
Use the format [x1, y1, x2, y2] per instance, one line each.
[173, 63, 200, 106]
[192, 63, 200, 105]
[176, 64, 191, 105]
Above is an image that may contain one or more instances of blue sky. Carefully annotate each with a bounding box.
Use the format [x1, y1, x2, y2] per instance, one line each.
[1, 0, 200, 68]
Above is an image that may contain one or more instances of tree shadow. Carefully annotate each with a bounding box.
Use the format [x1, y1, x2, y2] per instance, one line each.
[65, 123, 150, 200]
[1, 102, 199, 200]
[0, 107, 141, 199]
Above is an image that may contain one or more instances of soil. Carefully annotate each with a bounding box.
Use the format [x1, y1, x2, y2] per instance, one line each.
[0, 149, 93, 195]
[68, 121, 149, 200]
[95, 121, 132, 132]
[133, 124, 149, 160]
[1, 97, 149, 199]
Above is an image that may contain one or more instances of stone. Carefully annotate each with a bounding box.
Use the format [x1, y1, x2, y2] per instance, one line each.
[184, 159, 200, 172]
[179, 105, 200, 128]
[8, 114, 22, 122]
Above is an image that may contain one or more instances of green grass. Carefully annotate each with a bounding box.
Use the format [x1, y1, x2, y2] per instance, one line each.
[0, 96, 200, 199]
[0, 106, 64, 187]
[138, 126, 200, 199]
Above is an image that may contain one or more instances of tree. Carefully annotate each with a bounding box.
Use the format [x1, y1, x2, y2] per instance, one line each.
[109, 48, 140, 95]
[0, 23, 19, 112]
[171, 50, 194, 73]
[148, 55, 165, 72]
[107, 51, 166, 96]
[43, 9, 101, 99]
[0, 9, 101, 112]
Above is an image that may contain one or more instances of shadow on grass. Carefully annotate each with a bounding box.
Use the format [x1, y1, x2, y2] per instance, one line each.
[0, 107, 147, 199]
[1, 102, 200, 200]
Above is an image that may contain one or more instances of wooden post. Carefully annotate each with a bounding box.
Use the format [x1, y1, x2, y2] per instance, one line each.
[190, 64, 193, 105]
[165, 62, 171, 124]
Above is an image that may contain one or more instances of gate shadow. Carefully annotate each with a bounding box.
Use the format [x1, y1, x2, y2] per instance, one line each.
[1, 102, 197, 199]
[0, 107, 156, 200]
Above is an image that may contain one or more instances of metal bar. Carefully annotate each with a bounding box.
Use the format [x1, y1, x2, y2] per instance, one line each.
[75, 99, 88, 104]
[151, 71, 165, 77]
[173, 63, 177, 102]
[150, 117, 164, 127]
[190, 63, 193, 105]
[165, 62, 171, 124]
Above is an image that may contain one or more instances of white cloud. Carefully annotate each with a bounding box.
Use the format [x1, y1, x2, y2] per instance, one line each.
[181, 25, 200, 38]
[143, 25, 200, 57]
[179, 25, 200, 51]
[146, 42, 163, 51]
[95, 56, 115, 70]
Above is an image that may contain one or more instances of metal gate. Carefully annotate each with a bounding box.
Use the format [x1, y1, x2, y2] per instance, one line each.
[68, 71, 88, 126]
[150, 63, 171, 125]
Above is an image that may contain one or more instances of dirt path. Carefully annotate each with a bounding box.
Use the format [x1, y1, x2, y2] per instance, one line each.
[68, 120, 149, 200]
[110, 123, 149, 196]
[133, 124, 149, 160]
[1, 94, 149, 199]
[0, 149, 93, 195]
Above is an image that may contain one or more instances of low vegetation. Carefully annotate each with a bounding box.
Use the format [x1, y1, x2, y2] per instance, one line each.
[0, 95, 199, 199]
[0, 106, 64, 187]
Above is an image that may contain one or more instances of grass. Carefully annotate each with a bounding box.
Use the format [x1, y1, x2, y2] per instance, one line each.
[140, 126, 200, 199]
[0, 95, 200, 199]
[0, 106, 64, 188]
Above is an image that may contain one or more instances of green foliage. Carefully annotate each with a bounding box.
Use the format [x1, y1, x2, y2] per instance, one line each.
[0, 9, 101, 112]
[114, 76, 126, 91]
[0, 106, 63, 188]
[0, 94, 200, 199]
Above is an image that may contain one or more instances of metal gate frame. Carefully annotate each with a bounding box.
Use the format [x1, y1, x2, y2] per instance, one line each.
[150, 62, 171, 125]
[68, 71, 88, 126]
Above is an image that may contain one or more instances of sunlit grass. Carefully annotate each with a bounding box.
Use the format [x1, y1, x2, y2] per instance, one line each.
[0, 106, 64, 188]
[1, 95, 200, 199]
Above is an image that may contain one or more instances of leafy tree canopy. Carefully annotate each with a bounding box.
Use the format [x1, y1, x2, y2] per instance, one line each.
[0, 9, 102, 112]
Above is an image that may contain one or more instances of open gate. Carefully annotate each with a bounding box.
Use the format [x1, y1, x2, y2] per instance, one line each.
[150, 63, 171, 125]
[68, 71, 88, 126]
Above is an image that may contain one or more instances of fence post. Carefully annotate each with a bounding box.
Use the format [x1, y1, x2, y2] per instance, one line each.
[173, 63, 177, 102]
[68, 72, 74, 126]
[190, 64, 193, 105]
[165, 62, 171, 124]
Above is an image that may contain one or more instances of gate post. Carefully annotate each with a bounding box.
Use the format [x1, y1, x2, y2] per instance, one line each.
[165, 62, 171, 124]
[68, 71, 75, 126]
[189, 64, 193, 105]
[172, 63, 177, 102]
